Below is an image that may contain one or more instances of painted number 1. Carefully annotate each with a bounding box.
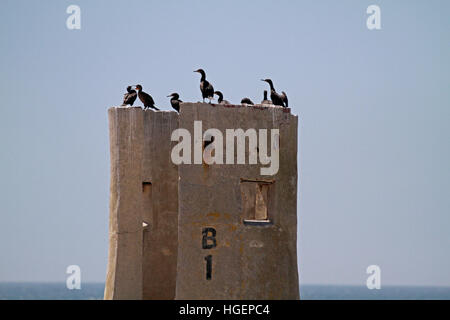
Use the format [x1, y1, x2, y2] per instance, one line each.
[204, 255, 212, 280]
[202, 227, 216, 280]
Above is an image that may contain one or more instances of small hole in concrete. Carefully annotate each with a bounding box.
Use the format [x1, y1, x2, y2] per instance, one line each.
[142, 181, 152, 192]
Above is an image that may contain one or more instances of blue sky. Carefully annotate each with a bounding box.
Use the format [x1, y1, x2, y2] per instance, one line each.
[0, 0, 449, 286]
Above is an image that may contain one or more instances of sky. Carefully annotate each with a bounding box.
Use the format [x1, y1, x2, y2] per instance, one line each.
[0, 0, 449, 287]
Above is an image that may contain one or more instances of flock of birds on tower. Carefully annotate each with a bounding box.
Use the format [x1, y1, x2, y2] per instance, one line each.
[121, 68, 289, 112]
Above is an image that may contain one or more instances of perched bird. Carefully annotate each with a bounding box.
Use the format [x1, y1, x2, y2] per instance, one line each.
[214, 91, 230, 104]
[261, 90, 272, 105]
[261, 79, 288, 107]
[136, 84, 159, 110]
[241, 97, 254, 105]
[281, 91, 288, 108]
[194, 69, 214, 103]
[204, 135, 215, 149]
[121, 86, 137, 106]
[167, 92, 182, 112]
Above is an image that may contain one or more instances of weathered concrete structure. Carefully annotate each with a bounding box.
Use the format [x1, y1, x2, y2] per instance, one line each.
[104, 103, 299, 300]
[105, 108, 179, 299]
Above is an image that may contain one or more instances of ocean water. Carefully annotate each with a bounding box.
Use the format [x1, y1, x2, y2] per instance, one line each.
[300, 285, 450, 300]
[1, 283, 449, 300]
[0, 282, 105, 300]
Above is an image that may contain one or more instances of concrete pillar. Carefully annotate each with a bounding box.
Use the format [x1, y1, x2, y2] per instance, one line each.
[175, 103, 299, 299]
[105, 103, 299, 300]
[104, 107, 179, 300]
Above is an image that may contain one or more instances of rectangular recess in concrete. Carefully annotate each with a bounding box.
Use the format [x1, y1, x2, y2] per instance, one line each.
[142, 181, 153, 228]
[241, 180, 274, 224]
[142, 181, 152, 228]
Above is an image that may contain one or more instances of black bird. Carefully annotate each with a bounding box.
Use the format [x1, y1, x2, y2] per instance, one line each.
[204, 135, 215, 149]
[281, 91, 288, 108]
[261, 79, 288, 107]
[241, 97, 254, 105]
[121, 86, 137, 106]
[167, 92, 182, 112]
[261, 90, 272, 105]
[214, 91, 230, 104]
[136, 84, 159, 110]
[194, 69, 214, 103]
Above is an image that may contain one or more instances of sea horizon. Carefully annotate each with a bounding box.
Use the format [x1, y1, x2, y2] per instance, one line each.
[1, 282, 449, 300]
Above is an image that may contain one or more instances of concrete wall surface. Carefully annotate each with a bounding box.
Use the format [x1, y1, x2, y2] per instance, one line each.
[105, 107, 179, 300]
[175, 103, 299, 299]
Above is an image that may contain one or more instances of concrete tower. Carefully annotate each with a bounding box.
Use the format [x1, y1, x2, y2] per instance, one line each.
[104, 103, 299, 300]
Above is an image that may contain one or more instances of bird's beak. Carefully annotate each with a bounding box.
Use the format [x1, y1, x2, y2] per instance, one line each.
[260, 79, 265, 82]
[167, 94, 171, 97]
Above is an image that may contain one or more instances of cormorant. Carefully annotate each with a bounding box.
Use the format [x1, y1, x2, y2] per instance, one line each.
[194, 69, 214, 103]
[167, 92, 182, 112]
[261, 90, 272, 105]
[241, 97, 254, 105]
[121, 86, 137, 106]
[281, 91, 288, 108]
[214, 91, 230, 104]
[204, 135, 215, 149]
[135, 85, 159, 110]
[261, 79, 288, 108]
